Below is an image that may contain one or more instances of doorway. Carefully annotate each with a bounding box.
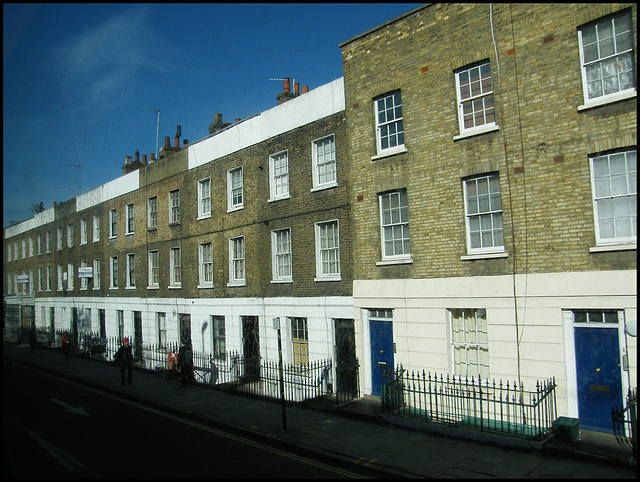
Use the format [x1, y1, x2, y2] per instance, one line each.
[335, 318, 358, 404]
[368, 309, 394, 396]
[241, 316, 260, 381]
[179, 314, 191, 345]
[133, 311, 142, 358]
[573, 310, 623, 433]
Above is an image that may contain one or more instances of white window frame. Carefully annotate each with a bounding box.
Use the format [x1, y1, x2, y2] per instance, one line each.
[269, 150, 290, 201]
[589, 149, 637, 246]
[110, 256, 118, 289]
[67, 224, 73, 248]
[228, 236, 245, 286]
[57, 265, 63, 291]
[46, 231, 51, 253]
[38, 267, 43, 292]
[212, 315, 226, 359]
[379, 189, 411, 261]
[450, 308, 489, 379]
[169, 190, 180, 224]
[148, 250, 159, 288]
[578, 10, 636, 109]
[93, 258, 101, 290]
[29, 269, 33, 294]
[454, 61, 497, 137]
[7, 244, 11, 263]
[109, 209, 117, 238]
[227, 167, 244, 212]
[67, 263, 74, 291]
[14, 240, 19, 259]
[93, 215, 100, 242]
[315, 220, 341, 281]
[158, 312, 167, 347]
[46, 266, 52, 291]
[169, 247, 181, 287]
[312, 134, 337, 190]
[463, 174, 505, 255]
[22, 239, 26, 258]
[290, 317, 309, 367]
[126, 203, 134, 235]
[126, 253, 135, 288]
[148, 196, 158, 229]
[271, 228, 292, 282]
[28, 237, 33, 257]
[37, 233, 42, 255]
[80, 219, 87, 245]
[198, 242, 214, 288]
[80, 260, 88, 290]
[198, 178, 212, 219]
[374, 91, 405, 157]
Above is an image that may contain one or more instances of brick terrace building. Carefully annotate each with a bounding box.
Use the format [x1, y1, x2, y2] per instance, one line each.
[340, 3, 636, 432]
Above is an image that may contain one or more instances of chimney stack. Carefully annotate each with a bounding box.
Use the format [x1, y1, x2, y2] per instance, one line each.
[283, 78, 290, 93]
[150, 153, 155, 163]
[164, 136, 170, 147]
[135, 150, 140, 163]
[277, 77, 297, 105]
[294, 82, 300, 95]
[143, 154, 147, 165]
[302, 85, 309, 94]
[125, 156, 132, 165]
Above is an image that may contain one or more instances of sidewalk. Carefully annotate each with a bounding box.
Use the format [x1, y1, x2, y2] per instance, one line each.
[3, 338, 636, 479]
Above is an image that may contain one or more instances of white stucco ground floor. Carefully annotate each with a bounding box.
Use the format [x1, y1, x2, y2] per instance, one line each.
[31, 295, 354, 369]
[352, 269, 637, 433]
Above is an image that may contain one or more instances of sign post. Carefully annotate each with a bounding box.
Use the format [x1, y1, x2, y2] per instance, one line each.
[273, 317, 287, 430]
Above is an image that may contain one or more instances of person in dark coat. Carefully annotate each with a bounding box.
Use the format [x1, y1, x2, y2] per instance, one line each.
[61, 331, 71, 362]
[29, 327, 37, 354]
[115, 337, 133, 385]
[177, 341, 194, 386]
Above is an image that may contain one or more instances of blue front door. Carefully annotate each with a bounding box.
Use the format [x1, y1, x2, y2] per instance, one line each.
[370, 319, 394, 396]
[574, 327, 622, 433]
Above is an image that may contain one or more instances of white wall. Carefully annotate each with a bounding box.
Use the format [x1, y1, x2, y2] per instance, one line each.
[353, 270, 637, 416]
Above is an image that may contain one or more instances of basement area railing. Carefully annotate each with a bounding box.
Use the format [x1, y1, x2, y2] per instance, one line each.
[381, 366, 557, 441]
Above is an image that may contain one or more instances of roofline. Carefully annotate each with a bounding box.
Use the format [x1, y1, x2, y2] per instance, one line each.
[339, 3, 433, 49]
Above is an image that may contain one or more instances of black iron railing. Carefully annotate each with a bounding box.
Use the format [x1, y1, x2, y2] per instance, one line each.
[613, 387, 637, 462]
[382, 366, 557, 440]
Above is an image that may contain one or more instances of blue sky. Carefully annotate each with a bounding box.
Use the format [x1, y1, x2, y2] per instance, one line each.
[3, 3, 421, 228]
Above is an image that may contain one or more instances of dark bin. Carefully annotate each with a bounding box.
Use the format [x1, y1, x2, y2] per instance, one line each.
[552, 416, 580, 442]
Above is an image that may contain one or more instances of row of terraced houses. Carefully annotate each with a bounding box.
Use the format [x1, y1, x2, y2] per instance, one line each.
[4, 4, 636, 433]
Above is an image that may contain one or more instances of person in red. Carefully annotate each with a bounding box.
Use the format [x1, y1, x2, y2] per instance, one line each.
[115, 337, 133, 385]
[61, 331, 71, 362]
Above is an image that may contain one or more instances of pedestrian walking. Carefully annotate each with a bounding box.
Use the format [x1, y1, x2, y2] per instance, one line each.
[115, 337, 133, 385]
[29, 327, 37, 354]
[61, 331, 71, 362]
[177, 340, 194, 386]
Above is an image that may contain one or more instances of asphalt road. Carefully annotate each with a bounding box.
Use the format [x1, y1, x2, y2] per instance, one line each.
[3, 361, 367, 478]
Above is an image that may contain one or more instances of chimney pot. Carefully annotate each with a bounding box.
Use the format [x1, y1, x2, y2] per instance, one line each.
[164, 136, 170, 147]
[150, 153, 155, 162]
[283, 78, 290, 93]
[174, 137, 179, 147]
[302, 85, 309, 94]
[143, 154, 147, 165]
[294, 82, 300, 95]
[54, 201, 57, 207]
[214, 113, 223, 124]
[125, 156, 132, 165]
[183, 139, 189, 147]
[135, 150, 140, 163]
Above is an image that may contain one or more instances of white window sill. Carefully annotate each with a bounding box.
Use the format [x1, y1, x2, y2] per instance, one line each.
[461, 251, 508, 261]
[92, 287, 100, 291]
[125, 286, 136, 290]
[271, 279, 293, 284]
[197, 214, 212, 221]
[147, 285, 159, 290]
[589, 243, 636, 253]
[371, 146, 407, 161]
[376, 257, 413, 266]
[227, 281, 246, 287]
[197, 284, 214, 289]
[314, 276, 342, 282]
[268, 195, 290, 203]
[125, 232, 134, 236]
[168, 285, 182, 289]
[109, 287, 118, 290]
[227, 205, 244, 213]
[109, 236, 117, 240]
[453, 124, 500, 141]
[311, 183, 338, 193]
[578, 90, 636, 111]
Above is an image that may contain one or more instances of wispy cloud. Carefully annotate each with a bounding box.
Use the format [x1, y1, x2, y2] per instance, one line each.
[46, 5, 168, 115]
